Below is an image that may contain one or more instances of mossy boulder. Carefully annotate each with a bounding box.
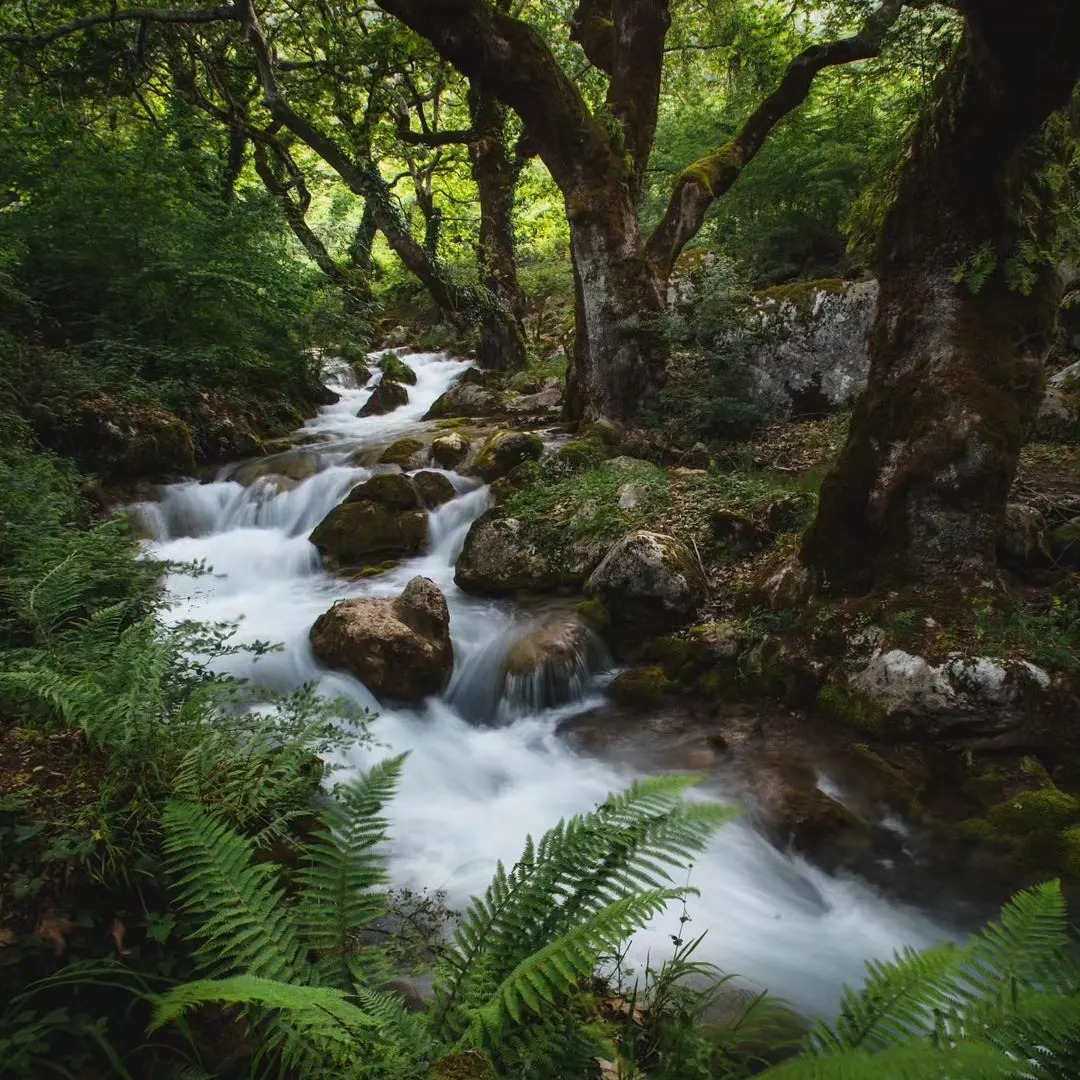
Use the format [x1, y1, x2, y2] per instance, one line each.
[309, 474, 427, 567]
[1035, 359, 1080, 441]
[764, 492, 817, 534]
[454, 513, 562, 596]
[1049, 517, 1080, 569]
[585, 531, 707, 641]
[470, 430, 544, 483]
[309, 576, 452, 703]
[579, 419, 622, 447]
[608, 667, 673, 709]
[507, 371, 541, 394]
[556, 437, 610, 471]
[413, 470, 457, 507]
[378, 351, 418, 385]
[359, 378, 409, 416]
[425, 369, 505, 420]
[430, 431, 470, 469]
[379, 437, 427, 468]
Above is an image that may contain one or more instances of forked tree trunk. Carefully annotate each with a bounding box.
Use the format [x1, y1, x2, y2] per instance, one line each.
[801, 2, 1080, 591]
[564, 190, 667, 422]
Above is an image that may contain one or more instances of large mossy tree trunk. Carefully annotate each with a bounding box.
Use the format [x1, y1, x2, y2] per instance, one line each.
[800, 1, 1080, 593]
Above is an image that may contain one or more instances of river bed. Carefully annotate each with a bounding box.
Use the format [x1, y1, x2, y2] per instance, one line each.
[134, 350, 949, 1018]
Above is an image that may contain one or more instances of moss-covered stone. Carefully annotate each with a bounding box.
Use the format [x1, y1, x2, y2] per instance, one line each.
[379, 438, 426, 468]
[609, 667, 673, 709]
[556, 437, 610, 470]
[345, 472, 421, 509]
[359, 379, 409, 416]
[378, 351, 418, 385]
[471, 430, 544, 482]
[817, 681, 889, 736]
[986, 785, 1080, 837]
[576, 597, 610, 631]
[579, 419, 622, 447]
[1049, 517, 1080, 570]
[429, 1052, 497, 1080]
[431, 431, 470, 469]
[413, 470, 456, 507]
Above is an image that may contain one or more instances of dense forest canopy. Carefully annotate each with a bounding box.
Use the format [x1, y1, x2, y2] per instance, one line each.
[3, 0, 1080, 1078]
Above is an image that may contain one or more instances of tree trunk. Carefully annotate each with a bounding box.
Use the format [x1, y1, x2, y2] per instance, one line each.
[565, 186, 667, 422]
[801, 2, 1080, 592]
[469, 92, 528, 372]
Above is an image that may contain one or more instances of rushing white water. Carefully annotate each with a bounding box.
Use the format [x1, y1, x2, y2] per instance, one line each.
[137, 350, 949, 1018]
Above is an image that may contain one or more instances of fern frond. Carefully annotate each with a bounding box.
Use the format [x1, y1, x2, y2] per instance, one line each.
[465, 889, 681, 1046]
[433, 776, 733, 1043]
[151, 975, 376, 1065]
[162, 801, 310, 984]
[296, 755, 405, 987]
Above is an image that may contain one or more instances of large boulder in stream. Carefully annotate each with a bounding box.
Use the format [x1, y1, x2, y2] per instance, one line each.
[413, 470, 457, 506]
[231, 449, 319, 486]
[469, 430, 544, 482]
[425, 368, 504, 420]
[359, 378, 409, 416]
[500, 615, 607, 712]
[585, 531, 707, 639]
[310, 576, 453, 702]
[431, 431, 470, 469]
[455, 514, 561, 595]
[309, 472, 428, 567]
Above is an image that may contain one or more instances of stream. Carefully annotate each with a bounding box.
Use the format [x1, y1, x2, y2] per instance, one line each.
[134, 350, 948, 1018]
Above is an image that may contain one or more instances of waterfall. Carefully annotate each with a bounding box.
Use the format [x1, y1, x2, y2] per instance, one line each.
[137, 348, 949, 1018]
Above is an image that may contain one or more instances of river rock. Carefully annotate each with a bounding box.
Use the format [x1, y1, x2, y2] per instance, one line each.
[378, 352, 418, 385]
[470, 430, 544, 482]
[379, 437, 427, 468]
[413, 470, 457, 506]
[359, 378, 409, 416]
[455, 514, 559, 595]
[500, 615, 607, 712]
[309, 576, 452, 702]
[309, 473, 427, 566]
[232, 450, 319, 486]
[1035, 360, 1080, 441]
[585, 531, 707, 637]
[425, 369, 505, 420]
[431, 431, 470, 469]
[502, 377, 564, 421]
[843, 648, 1053, 739]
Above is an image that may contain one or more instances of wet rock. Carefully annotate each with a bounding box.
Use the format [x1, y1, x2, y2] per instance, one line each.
[608, 667, 673, 709]
[425, 369, 505, 419]
[309, 473, 427, 567]
[455, 514, 560, 596]
[431, 431, 470, 469]
[359, 378, 409, 416]
[346, 472, 420, 508]
[1049, 517, 1080, 569]
[998, 503, 1052, 571]
[500, 615, 607, 712]
[232, 450, 319, 486]
[585, 531, 707, 640]
[1036, 360, 1080, 441]
[379, 437, 427, 468]
[413, 470, 456, 507]
[309, 576, 452, 702]
[470, 430, 544, 482]
[377, 352, 418, 386]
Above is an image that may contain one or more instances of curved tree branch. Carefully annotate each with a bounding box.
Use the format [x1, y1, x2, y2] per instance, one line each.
[645, 0, 907, 278]
[0, 5, 237, 47]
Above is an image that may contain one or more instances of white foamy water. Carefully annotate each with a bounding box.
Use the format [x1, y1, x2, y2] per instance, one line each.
[136, 350, 948, 1018]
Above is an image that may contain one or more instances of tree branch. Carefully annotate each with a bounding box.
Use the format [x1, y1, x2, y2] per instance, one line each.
[374, 0, 617, 193]
[0, 5, 237, 47]
[645, 0, 907, 278]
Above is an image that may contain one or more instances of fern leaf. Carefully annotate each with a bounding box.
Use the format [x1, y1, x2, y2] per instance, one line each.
[762, 1040, 1013, 1080]
[162, 801, 310, 984]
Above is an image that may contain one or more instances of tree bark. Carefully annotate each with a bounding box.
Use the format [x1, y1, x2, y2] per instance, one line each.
[468, 91, 528, 371]
[800, 0, 1080, 592]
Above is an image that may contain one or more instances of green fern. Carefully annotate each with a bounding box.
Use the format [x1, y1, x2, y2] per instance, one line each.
[162, 800, 311, 984]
